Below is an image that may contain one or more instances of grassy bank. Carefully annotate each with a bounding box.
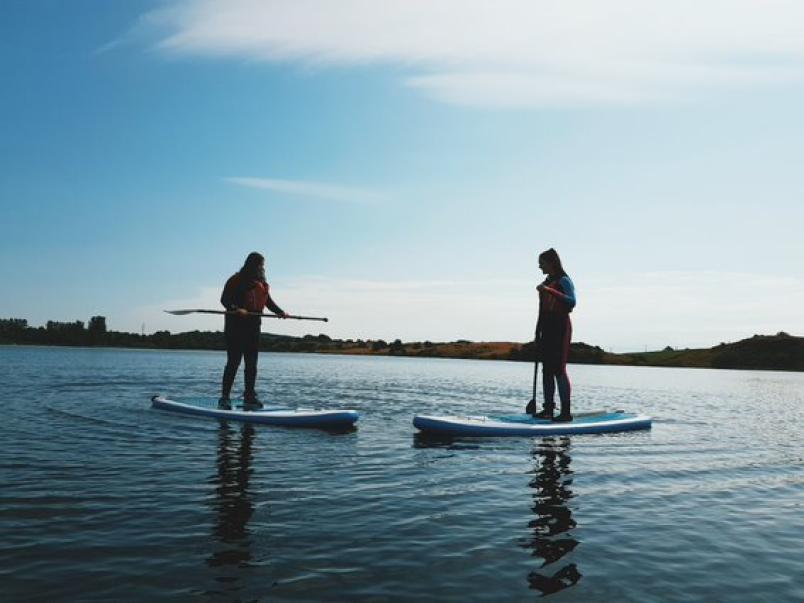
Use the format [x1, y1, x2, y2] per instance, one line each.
[2, 318, 802, 371]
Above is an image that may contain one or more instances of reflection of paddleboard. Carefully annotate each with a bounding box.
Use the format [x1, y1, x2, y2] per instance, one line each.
[151, 395, 359, 428]
[413, 409, 651, 437]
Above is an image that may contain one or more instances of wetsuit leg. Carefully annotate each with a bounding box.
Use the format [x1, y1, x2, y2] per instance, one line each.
[556, 318, 572, 416]
[222, 330, 245, 399]
[541, 316, 571, 414]
[542, 368, 556, 412]
[556, 373, 571, 414]
[242, 328, 260, 399]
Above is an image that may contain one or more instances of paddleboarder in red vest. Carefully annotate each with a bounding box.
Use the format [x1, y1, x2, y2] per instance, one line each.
[532, 248, 576, 422]
[219, 252, 287, 410]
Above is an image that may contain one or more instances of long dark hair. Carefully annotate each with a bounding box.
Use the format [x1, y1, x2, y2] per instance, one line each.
[539, 248, 568, 280]
[240, 252, 266, 283]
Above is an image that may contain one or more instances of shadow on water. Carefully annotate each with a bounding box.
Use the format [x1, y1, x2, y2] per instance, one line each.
[411, 432, 483, 451]
[521, 437, 582, 596]
[207, 421, 257, 585]
[314, 425, 359, 436]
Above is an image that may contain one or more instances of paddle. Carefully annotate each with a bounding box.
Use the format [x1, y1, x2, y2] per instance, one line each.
[525, 357, 539, 415]
[165, 309, 328, 322]
[525, 337, 540, 415]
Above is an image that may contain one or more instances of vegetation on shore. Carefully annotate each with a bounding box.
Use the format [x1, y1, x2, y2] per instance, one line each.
[1, 317, 802, 371]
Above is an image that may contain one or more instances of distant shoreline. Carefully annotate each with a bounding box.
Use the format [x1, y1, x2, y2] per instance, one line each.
[2, 329, 802, 372]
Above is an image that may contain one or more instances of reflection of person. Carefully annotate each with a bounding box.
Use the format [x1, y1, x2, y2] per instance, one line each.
[533, 248, 576, 422]
[219, 252, 287, 410]
[208, 422, 255, 569]
[522, 437, 581, 596]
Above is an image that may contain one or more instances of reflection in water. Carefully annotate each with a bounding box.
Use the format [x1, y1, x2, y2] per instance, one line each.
[521, 437, 581, 596]
[208, 422, 257, 573]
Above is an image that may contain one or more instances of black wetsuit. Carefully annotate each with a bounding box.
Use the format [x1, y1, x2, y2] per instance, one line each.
[537, 275, 576, 416]
[220, 273, 284, 400]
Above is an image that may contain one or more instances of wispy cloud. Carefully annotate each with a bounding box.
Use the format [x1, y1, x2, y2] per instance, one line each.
[226, 177, 382, 204]
[266, 276, 534, 342]
[579, 270, 804, 351]
[137, 0, 804, 107]
[136, 277, 535, 342]
[132, 271, 804, 349]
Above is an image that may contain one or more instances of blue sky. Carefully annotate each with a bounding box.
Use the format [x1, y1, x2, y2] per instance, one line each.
[2, 1, 804, 351]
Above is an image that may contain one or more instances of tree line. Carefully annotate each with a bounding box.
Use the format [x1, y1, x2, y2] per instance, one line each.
[0, 317, 430, 354]
[4, 316, 800, 370]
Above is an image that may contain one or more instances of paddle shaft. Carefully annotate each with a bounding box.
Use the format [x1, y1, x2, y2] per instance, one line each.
[166, 309, 328, 322]
[526, 330, 540, 414]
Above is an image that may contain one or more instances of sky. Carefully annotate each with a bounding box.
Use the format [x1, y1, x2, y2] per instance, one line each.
[2, 0, 804, 351]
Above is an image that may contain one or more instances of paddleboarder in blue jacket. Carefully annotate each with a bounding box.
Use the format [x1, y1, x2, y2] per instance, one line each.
[219, 252, 287, 410]
[532, 248, 576, 422]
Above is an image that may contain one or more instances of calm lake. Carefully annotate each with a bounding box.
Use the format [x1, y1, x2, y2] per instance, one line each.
[1, 346, 802, 602]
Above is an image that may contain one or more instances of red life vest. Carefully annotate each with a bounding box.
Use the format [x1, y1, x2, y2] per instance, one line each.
[243, 281, 269, 312]
[539, 279, 570, 316]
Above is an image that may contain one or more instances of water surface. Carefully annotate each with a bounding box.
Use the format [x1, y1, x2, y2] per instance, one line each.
[1, 346, 802, 602]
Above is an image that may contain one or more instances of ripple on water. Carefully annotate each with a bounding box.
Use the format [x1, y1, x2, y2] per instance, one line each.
[1, 347, 802, 602]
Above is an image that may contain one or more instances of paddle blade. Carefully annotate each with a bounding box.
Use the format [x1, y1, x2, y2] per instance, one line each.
[164, 309, 196, 315]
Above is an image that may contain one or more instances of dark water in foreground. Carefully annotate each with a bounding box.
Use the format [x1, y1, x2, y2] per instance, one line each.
[1, 346, 802, 602]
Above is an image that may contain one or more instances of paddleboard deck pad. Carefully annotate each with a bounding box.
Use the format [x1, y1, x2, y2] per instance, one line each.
[413, 410, 651, 437]
[152, 395, 359, 428]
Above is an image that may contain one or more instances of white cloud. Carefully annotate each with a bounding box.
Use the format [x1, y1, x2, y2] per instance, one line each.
[137, 0, 804, 107]
[130, 271, 804, 351]
[133, 277, 536, 341]
[131, 286, 226, 334]
[226, 177, 381, 204]
[275, 276, 535, 341]
[577, 270, 804, 351]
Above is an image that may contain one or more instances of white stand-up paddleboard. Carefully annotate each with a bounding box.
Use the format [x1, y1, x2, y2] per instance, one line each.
[413, 409, 651, 437]
[151, 395, 359, 428]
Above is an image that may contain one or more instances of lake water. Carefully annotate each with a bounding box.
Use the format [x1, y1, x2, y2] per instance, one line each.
[1, 346, 802, 602]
